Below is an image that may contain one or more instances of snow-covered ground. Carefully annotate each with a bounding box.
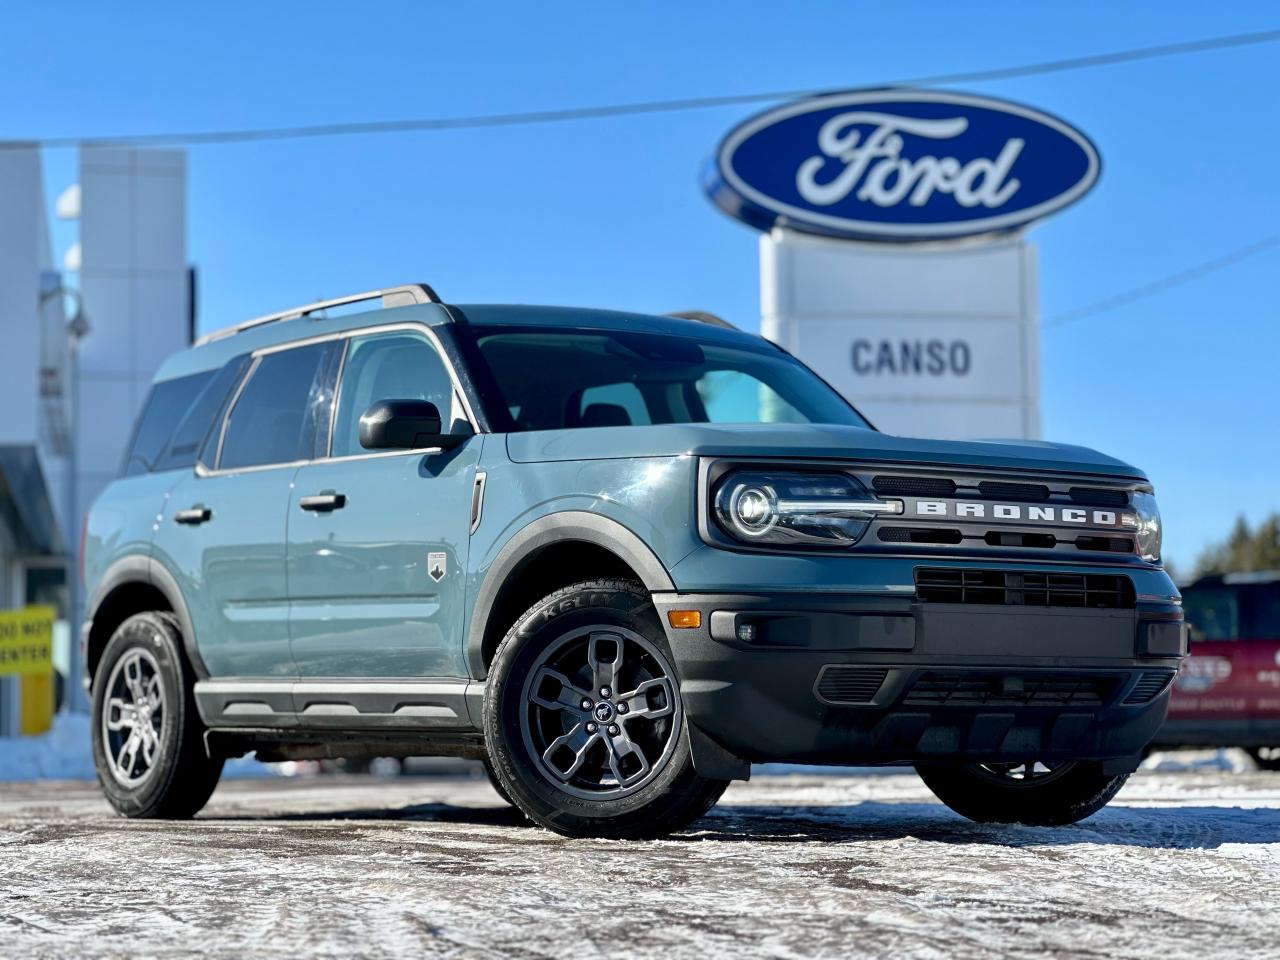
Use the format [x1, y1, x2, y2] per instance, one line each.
[0, 767, 1277, 959]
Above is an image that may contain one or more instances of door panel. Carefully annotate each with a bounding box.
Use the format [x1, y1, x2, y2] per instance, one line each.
[286, 442, 481, 678]
[152, 467, 300, 679]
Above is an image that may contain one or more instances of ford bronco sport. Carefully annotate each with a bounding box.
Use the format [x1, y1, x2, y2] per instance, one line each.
[83, 284, 1186, 838]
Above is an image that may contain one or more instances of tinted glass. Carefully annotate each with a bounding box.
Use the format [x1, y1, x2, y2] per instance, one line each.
[331, 331, 461, 457]
[218, 343, 327, 470]
[123, 371, 215, 476]
[154, 357, 250, 473]
[1184, 583, 1280, 640]
[462, 326, 869, 432]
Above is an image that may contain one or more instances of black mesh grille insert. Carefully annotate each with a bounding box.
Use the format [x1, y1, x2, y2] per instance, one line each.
[904, 672, 1114, 707]
[1074, 536, 1135, 554]
[914, 568, 1135, 608]
[816, 667, 889, 704]
[978, 480, 1051, 502]
[1123, 672, 1175, 705]
[878, 526, 963, 544]
[873, 476, 956, 497]
[1069, 487, 1130, 507]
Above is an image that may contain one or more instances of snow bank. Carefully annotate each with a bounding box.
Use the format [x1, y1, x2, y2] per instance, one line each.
[0, 711, 279, 781]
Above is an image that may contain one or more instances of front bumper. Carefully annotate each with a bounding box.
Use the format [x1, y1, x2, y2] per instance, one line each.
[653, 591, 1186, 769]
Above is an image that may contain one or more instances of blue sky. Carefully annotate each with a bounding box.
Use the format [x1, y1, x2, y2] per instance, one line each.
[6, 2, 1278, 572]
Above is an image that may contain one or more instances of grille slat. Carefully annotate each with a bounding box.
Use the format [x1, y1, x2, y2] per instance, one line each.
[816, 667, 889, 705]
[978, 480, 1051, 502]
[873, 476, 956, 497]
[914, 568, 1135, 608]
[1070, 487, 1130, 507]
[905, 672, 1113, 707]
[1123, 672, 1175, 704]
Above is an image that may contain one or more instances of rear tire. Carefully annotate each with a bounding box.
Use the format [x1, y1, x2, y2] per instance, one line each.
[916, 760, 1128, 826]
[91, 612, 224, 819]
[484, 579, 728, 839]
[1247, 747, 1280, 771]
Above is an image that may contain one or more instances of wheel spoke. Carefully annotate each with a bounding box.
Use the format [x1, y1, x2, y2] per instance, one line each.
[123, 656, 146, 701]
[529, 666, 592, 717]
[540, 722, 600, 781]
[105, 697, 134, 733]
[606, 728, 652, 788]
[618, 677, 675, 722]
[587, 631, 624, 695]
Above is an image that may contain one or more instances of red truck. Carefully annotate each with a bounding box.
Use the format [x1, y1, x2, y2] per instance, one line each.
[1155, 571, 1280, 768]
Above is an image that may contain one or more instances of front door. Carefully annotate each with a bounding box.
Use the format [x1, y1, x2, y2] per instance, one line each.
[286, 328, 480, 680]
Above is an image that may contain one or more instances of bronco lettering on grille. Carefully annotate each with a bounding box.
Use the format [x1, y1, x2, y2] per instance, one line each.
[912, 500, 1135, 529]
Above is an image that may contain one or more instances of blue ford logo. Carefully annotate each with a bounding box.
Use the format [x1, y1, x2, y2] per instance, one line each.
[704, 89, 1100, 242]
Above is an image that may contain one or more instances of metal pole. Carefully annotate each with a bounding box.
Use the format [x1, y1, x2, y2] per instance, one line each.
[65, 332, 85, 713]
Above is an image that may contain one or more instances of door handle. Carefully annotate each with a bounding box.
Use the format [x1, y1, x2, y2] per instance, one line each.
[299, 493, 347, 512]
[174, 506, 212, 526]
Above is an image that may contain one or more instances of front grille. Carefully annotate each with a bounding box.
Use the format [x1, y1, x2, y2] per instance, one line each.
[1124, 672, 1175, 704]
[873, 475, 956, 497]
[816, 666, 889, 704]
[904, 672, 1114, 707]
[914, 568, 1135, 608]
[979, 480, 1050, 502]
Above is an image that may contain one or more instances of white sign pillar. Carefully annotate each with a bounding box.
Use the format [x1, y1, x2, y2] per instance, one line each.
[760, 228, 1040, 441]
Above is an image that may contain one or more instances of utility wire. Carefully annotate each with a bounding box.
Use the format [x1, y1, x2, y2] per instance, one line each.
[7, 27, 1280, 150]
[1044, 236, 1280, 329]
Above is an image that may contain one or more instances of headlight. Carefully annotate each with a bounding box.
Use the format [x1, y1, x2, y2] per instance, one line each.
[1131, 491, 1162, 562]
[712, 471, 902, 548]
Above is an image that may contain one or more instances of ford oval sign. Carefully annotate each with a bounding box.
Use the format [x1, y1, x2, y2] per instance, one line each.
[704, 89, 1100, 242]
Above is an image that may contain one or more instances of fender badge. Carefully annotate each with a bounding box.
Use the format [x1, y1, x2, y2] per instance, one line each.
[428, 552, 447, 583]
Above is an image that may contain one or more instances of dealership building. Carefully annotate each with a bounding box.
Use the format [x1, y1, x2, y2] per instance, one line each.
[0, 144, 189, 733]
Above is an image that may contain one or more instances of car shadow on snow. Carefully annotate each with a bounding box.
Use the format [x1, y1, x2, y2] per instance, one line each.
[685, 801, 1280, 850]
[200, 799, 1280, 850]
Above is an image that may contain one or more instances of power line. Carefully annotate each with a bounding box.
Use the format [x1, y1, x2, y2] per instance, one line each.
[8, 27, 1280, 150]
[1045, 236, 1280, 329]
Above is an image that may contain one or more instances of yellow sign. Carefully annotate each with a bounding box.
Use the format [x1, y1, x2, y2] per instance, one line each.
[0, 605, 55, 677]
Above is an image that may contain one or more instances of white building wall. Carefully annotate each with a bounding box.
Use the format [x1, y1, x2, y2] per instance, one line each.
[77, 148, 189, 519]
[761, 228, 1040, 440]
[0, 146, 43, 447]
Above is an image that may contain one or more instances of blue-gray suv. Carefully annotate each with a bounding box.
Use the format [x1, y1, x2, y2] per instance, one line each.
[83, 284, 1187, 837]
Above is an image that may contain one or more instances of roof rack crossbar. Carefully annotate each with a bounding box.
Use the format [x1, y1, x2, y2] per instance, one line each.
[195, 283, 441, 346]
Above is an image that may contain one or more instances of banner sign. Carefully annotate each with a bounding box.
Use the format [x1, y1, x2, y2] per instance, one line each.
[0, 606, 56, 677]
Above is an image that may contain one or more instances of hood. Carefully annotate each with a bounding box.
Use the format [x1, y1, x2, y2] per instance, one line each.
[505, 423, 1146, 480]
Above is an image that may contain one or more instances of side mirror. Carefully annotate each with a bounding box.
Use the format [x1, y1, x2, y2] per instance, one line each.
[358, 399, 465, 451]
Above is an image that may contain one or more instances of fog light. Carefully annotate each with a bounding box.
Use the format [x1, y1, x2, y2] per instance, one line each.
[667, 610, 702, 629]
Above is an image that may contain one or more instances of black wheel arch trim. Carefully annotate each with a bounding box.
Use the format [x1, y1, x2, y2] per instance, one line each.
[465, 511, 677, 680]
[86, 554, 208, 683]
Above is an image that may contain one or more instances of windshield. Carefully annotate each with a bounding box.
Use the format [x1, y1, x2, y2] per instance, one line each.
[457, 325, 872, 432]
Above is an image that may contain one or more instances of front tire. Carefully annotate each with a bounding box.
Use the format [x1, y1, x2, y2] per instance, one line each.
[915, 760, 1128, 826]
[91, 612, 223, 819]
[484, 579, 728, 839]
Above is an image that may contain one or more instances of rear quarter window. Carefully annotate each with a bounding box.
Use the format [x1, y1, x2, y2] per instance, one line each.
[122, 371, 217, 477]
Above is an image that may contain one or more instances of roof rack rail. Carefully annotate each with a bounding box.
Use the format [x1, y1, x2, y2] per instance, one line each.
[194, 283, 441, 346]
[666, 310, 736, 330]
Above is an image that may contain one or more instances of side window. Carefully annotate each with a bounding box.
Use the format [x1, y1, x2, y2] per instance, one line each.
[155, 357, 251, 473]
[331, 330, 463, 458]
[122, 371, 216, 476]
[217, 343, 328, 471]
[1183, 588, 1239, 642]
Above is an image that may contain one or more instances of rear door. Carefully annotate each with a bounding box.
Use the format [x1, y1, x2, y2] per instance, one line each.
[286, 326, 480, 682]
[153, 340, 336, 689]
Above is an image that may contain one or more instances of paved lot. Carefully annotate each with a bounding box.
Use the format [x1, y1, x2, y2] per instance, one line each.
[1, 766, 1278, 959]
